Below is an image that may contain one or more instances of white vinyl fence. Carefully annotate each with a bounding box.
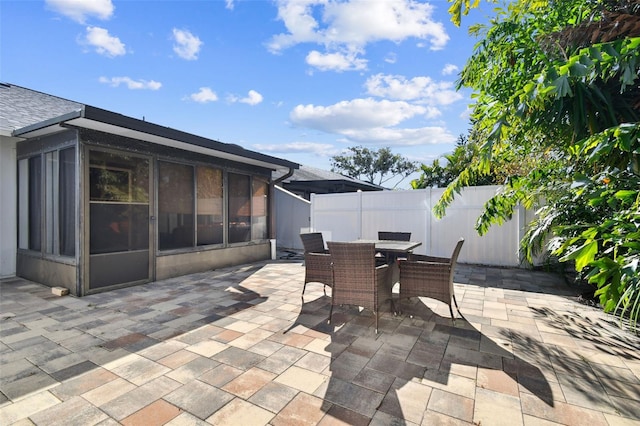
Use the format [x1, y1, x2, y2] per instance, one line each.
[308, 186, 537, 268]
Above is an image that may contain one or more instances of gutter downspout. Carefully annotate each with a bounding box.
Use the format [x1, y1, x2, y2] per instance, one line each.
[272, 167, 295, 185]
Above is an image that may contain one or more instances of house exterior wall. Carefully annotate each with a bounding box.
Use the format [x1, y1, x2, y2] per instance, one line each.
[15, 130, 79, 291]
[0, 136, 18, 278]
[13, 128, 278, 295]
[156, 243, 270, 280]
[16, 254, 76, 291]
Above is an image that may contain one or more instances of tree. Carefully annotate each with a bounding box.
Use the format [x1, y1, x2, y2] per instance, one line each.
[412, 135, 471, 188]
[437, 0, 640, 329]
[412, 134, 510, 188]
[412, 133, 541, 188]
[330, 146, 418, 188]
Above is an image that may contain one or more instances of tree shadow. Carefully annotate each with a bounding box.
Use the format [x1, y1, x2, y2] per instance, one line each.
[288, 293, 555, 425]
[512, 306, 640, 420]
[529, 306, 640, 361]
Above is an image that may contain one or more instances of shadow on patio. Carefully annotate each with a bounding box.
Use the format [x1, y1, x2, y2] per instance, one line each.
[286, 292, 554, 425]
[1, 261, 639, 425]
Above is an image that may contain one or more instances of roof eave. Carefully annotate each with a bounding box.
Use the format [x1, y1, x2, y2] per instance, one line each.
[12, 109, 83, 139]
[286, 179, 384, 190]
[13, 105, 299, 173]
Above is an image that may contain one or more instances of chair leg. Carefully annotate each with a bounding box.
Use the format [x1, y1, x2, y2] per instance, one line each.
[453, 294, 461, 314]
[328, 303, 334, 324]
[374, 312, 379, 334]
[448, 303, 456, 326]
[301, 282, 307, 302]
[323, 285, 327, 296]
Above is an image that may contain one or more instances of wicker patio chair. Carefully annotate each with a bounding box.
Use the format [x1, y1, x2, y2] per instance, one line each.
[378, 231, 411, 241]
[300, 232, 328, 254]
[327, 241, 393, 333]
[300, 233, 332, 301]
[377, 231, 412, 263]
[398, 238, 465, 323]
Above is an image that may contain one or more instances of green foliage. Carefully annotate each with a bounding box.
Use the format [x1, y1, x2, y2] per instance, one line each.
[440, 0, 640, 331]
[448, 0, 482, 27]
[412, 132, 546, 190]
[330, 146, 418, 188]
[411, 134, 503, 188]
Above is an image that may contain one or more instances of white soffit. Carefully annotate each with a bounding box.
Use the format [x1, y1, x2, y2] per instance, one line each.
[19, 116, 287, 171]
[66, 117, 282, 170]
[13, 108, 297, 173]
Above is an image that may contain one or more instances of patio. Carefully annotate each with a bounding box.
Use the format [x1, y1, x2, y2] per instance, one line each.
[1, 259, 639, 425]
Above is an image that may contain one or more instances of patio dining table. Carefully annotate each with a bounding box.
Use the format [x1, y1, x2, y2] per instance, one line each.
[370, 239, 422, 255]
[355, 239, 422, 261]
[355, 239, 423, 289]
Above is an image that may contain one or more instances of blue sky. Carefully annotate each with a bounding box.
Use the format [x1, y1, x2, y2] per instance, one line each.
[1, 0, 489, 188]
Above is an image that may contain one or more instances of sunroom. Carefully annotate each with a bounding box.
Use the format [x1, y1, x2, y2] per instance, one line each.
[13, 105, 298, 296]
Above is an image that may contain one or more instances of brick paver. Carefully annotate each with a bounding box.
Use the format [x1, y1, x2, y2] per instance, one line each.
[1, 260, 640, 425]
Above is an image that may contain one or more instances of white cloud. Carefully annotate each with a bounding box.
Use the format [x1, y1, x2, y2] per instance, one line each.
[233, 90, 263, 106]
[83, 26, 125, 57]
[364, 73, 463, 106]
[172, 28, 203, 60]
[339, 126, 457, 146]
[306, 50, 367, 72]
[424, 106, 442, 118]
[442, 63, 459, 75]
[289, 97, 457, 146]
[227, 90, 264, 105]
[384, 52, 397, 64]
[253, 142, 337, 156]
[99, 77, 162, 90]
[187, 87, 218, 103]
[406, 152, 440, 164]
[290, 98, 425, 133]
[226, 0, 235, 10]
[240, 90, 263, 105]
[46, 0, 114, 23]
[267, 0, 449, 54]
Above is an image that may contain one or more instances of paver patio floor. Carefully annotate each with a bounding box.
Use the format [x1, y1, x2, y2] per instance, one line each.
[1, 260, 639, 425]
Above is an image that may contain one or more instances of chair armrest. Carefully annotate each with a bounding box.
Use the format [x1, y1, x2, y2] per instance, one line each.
[375, 263, 389, 272]
[400, 259, 450, 269]
[305, 252, 332, 267]
[306, 251, 331, 259]
[407, 254, 451, 264]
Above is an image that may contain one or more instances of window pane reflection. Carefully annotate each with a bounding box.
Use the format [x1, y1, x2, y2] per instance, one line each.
[228, 173, 251, 243]
[45, 151, 58, 254]
[28, 156, 42, 251]
[252, 178, 268, 240]
[89, 151, 149, 255]
[59, 148, 76, 256]
[90, 204, 149, 254]
[90, 151, 149, 203]
[197, 166, 223, 246]
[158, 162, 194, 249]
